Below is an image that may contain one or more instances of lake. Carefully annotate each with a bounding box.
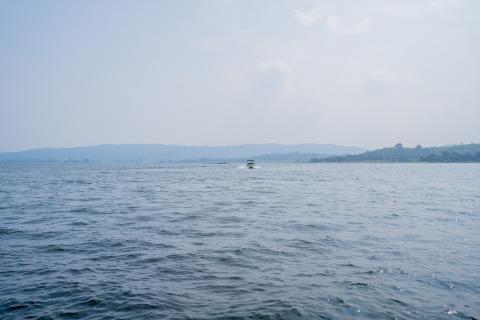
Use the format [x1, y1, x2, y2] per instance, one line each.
[1, 163, 479, 319]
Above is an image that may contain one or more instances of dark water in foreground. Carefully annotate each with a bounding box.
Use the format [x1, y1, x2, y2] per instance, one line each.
[1, 163, 479, 320]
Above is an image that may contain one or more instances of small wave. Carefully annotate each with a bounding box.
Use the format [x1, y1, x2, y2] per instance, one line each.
[69, 207, 91, 213]
[67, 267, 94, 275]
[40, 244, 66, 253]
[349, 282, 369, 287]
[70, 221, 89, 226]
[63, 179, 92, 185]
[0, 227, 23, 236]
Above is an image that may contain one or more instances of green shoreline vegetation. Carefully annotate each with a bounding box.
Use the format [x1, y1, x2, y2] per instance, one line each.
[311, 143, 480, 163]
[1, 143, 479, 164]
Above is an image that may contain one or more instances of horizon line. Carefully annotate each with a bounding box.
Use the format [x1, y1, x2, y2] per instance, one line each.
[1, 141, 479, 154]
[0, 142, 369, 154]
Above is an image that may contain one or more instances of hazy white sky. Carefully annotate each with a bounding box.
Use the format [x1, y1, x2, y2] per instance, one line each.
[1, 0, 479, 151]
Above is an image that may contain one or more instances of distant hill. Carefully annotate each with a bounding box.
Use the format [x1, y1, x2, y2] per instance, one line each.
[210, 152, 337, 163]
[311, 143, 480, 163]
[0, 143, 366, 163]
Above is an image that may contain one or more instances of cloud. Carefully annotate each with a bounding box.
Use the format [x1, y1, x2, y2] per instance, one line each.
[365, 69, 397, 92]
[293, 6, 372, 35]
[376, 0, 463, 17]
[255, 59, 290, 76]
[424, 0, 463, 13]
[325, 16, 373, 36]
[292, 8, 322, 26]
[253, 60, 291, 89]
[248, 59, 291, 102]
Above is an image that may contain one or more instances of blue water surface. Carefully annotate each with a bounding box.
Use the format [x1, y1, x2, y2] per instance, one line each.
[1, 163, 479, 319]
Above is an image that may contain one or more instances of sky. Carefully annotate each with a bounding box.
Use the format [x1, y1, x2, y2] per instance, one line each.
[0, 0, 479, 152]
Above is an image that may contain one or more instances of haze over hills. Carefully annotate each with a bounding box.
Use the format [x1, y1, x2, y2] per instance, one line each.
[312, 143, 480, 163]
[0, 144, 366, 163]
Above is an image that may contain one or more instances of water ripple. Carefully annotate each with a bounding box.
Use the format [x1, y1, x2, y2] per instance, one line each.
[1, 163, 480, 319]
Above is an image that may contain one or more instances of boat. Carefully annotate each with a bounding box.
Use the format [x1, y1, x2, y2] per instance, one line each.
[246, 160, 255, 169]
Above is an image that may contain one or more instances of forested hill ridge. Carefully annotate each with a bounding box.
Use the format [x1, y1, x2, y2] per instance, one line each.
[0, 143, 365, 163]
[311, 143, 480, 163]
